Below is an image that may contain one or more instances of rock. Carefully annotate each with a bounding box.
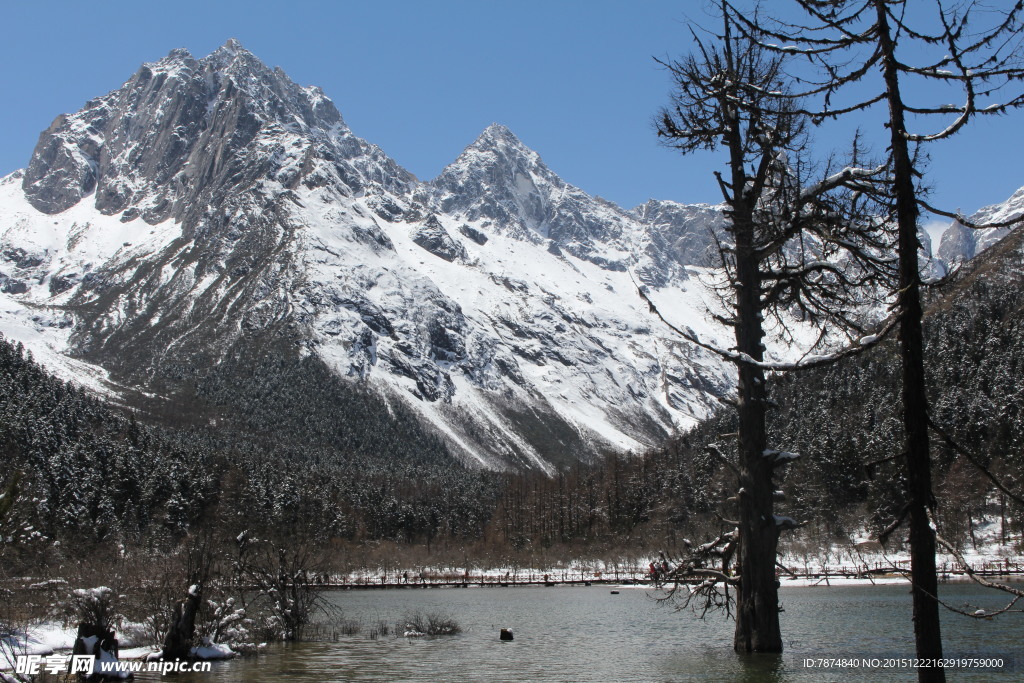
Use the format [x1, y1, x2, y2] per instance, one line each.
[458, 224, 488, 245]
[0, 275, 28, 294]
[499, 628, 513, 641]
[22, 114, 101, 214]
[412, 215, 467, 262]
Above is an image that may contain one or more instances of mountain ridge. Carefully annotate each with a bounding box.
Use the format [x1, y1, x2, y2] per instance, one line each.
[5, 40, 1019, 471]
[1, 41, 732, 471]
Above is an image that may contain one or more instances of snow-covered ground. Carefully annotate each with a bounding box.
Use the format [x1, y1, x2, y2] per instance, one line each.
[327, 526, 1024, 589]
[0, 622, 233, 674]
[0, 622, 156, 674]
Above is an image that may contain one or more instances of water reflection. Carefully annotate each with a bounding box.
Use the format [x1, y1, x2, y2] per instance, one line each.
[735, 653, 785, 683]
[135, 583, 1022, 682]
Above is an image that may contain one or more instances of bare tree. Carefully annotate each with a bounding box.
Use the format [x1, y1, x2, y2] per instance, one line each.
[722, 1, 1024, 676]
[649, 8, 895, 654]
[232, 531, 325, 641]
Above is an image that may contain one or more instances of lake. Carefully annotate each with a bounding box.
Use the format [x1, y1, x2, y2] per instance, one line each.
[138, 582, 1022, 682]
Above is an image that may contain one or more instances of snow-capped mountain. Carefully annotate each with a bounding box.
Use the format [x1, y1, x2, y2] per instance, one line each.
[937, 185, 1024, 266]
[0, 40, 731, 471]
[421, 123, 721, 286]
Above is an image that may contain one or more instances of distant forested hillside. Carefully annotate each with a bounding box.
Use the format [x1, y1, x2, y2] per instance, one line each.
[0, 334, 502, 568]
[644, 226, 1024, 550]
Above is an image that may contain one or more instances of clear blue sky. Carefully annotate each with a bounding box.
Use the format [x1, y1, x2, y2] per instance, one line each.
[1, 0, 1021, 220]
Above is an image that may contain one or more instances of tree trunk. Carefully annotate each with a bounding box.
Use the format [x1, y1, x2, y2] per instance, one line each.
[1000, 494, 1007, 546]
[162, 585, 202, 661]
[732, 205, 782, 654]
[874, 3, 945, 680]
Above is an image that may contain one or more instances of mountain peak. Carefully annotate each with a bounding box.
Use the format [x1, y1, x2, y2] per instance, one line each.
[436, 123, 546, 181]
[937, 184, 1024, 264]
[479, 122, 517, 141]
[217, 37, 246, 55]
[469, 123, 532, 155]
[20, 40, 409, 215]
[165, 47, 193, 61]
[203, 38, 268, 75]
[429, 122, 555, 226]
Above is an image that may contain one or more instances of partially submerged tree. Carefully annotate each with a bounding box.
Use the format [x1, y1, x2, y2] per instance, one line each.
[649, 11, 895, 653]
[162, 537, 215, 661]
[723, 0, 1024, 676]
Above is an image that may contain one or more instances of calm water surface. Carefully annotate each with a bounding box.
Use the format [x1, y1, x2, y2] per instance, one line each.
[141, 583, 1022, 682]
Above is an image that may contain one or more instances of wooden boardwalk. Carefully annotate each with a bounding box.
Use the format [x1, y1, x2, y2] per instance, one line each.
[321, 561, 1024, 591]
[321, 573, 644, 590]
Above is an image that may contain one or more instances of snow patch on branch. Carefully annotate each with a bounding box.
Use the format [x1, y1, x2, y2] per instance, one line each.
[763, 449, 801, 463]
[774, 515, 800, 529]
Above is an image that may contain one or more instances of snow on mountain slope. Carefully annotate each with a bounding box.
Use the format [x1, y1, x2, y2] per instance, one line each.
[937, 185, 1024, 266]
[0, 170, 173, 396]
[0, 40, 735, 470]
[304, 181, 730, 457]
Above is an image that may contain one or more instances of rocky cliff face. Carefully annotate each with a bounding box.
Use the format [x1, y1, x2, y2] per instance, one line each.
[1, 41, 732, 470]
[23, 41, 413, 220]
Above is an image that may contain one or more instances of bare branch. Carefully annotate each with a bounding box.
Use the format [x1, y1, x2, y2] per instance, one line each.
[927, 417, 1024, 508]
[878, 503, 910, 545]
[707, 443, 741, 477]
[934, 535, 1024, 613]
[918, 199, 1024, 231]
[636, 275, 903, 371]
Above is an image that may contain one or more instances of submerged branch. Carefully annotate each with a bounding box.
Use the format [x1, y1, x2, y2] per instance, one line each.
[932, 535, 1024, 617]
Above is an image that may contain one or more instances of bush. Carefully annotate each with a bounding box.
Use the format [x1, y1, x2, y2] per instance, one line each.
[401, 611, 461, 636]
[56, 587, 119, 632]
[366, 619, 390, 640]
